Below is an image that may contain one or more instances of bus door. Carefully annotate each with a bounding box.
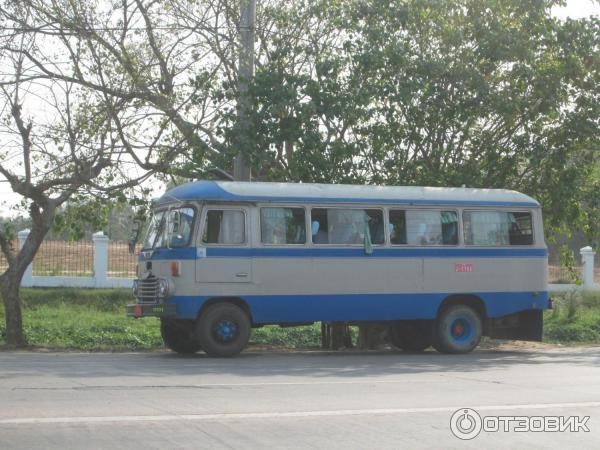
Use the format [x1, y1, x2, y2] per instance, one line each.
[196, 206, 253, 283]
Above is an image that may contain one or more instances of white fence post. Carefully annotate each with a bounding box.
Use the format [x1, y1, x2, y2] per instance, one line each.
[93, 231, 109, 288]
[17, 229, 34, 287]
[580, 246, 596, 290]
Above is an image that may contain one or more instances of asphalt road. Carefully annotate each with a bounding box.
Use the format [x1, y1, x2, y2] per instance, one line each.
[1, 347, 600, 449]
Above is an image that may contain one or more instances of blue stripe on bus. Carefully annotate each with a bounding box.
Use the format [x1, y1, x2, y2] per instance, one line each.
[145, 247, 197, 260]
[169, 291, 550, 322]
[157, 181, 540, 207]
[145, 247, 548, 260]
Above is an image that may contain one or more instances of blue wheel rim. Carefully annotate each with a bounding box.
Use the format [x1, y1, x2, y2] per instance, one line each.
[448, 317, 473, 343]
[213, 320, 238, 343]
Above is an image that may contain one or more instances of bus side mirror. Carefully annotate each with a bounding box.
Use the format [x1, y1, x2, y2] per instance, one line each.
[172, 210, 181, 233]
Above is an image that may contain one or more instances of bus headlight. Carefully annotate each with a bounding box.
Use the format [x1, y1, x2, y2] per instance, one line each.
[158, 279, 172, 297]
[132, 280, 139, 297]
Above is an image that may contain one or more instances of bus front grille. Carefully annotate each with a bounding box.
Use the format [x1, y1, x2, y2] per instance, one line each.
[137, 276, 159, 303]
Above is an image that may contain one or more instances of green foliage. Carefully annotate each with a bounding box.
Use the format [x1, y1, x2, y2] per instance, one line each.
[544, 291, 600, 343]
[559, 245, 582, 284]
[212, 0, 600, 239]
[1, 288, 599, 349]
[252, 324, 322, 348]
[0, 288, 162, 350]
[21, 304, 162, 350]
[0, 288, 323, 350]
[0, 220, 17, 242]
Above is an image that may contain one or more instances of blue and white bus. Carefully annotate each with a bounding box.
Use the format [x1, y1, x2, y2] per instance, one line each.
[127, 181, 551, 356]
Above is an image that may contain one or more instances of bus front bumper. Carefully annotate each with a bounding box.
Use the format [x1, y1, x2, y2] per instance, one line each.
[126, 302, 177, 318]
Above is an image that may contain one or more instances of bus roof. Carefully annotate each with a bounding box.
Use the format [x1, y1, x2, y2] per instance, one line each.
[157, 181, 540, 208]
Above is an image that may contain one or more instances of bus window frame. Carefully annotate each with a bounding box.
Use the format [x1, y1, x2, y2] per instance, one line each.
[143, 204, 198, 250]
[462, 208, 536, 247]
[258, 205, 309, 247]
[199, 205, 249, 247]
[388, 207, 461, 247]
[308, 205, 387, 247]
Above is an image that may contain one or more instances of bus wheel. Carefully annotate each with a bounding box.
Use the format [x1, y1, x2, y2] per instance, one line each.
[390, 321, 432, 352]
[160, 319, 202, 354]
[433, 305, 482, 354]
[197, 303, 251, 357]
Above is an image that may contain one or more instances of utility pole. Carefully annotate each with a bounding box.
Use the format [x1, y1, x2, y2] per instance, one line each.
[234, 0, 255, 181]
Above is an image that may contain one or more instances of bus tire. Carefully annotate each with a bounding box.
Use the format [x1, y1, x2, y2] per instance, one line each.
[390, 321, 432, 352]
[160, 319, 202, 354]
[433, 305, 482, 354]
[197, 303, 251, 357]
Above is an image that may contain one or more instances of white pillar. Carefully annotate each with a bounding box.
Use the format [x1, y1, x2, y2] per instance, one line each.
[580, 246, 596, 289]
[17, 229, 34, 287]
[93, 231, 109, 287]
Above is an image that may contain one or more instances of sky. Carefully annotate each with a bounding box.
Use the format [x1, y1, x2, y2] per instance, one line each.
[1, 0, 599, 217]
[553, 0, 600, 18]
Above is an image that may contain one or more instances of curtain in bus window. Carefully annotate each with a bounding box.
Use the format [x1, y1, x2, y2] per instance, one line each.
[328, 209, 368, 244]
[367, 210, 385, 244]
[311, 209, 383, 245]
[406, 210, 444, 245]
[464, 211, 511, 245]
[219, 210, 245, 244]
[440, 211, 458, 244]
[261, 207, 306, 244]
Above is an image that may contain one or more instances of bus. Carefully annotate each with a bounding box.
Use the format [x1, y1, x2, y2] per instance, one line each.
[127, 181, 551, 357]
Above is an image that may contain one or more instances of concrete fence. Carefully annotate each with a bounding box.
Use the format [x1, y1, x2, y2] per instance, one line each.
[547, 246, 598, 292]
[15, 229, 599, 292]
[18, 230, 132, 289]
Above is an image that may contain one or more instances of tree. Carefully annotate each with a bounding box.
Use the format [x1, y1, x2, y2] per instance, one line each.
[214, 0, 600, 347]
[343, 0, 599, 230]
[2, 0, 598, 348]
[227, 0, 599, 235]
[0, 2, 189, 346]
[0, 73, 123, 345]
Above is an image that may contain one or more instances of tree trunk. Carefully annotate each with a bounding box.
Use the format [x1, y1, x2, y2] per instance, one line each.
[0, 211, 53, 348]
[0, 270, 27, 347]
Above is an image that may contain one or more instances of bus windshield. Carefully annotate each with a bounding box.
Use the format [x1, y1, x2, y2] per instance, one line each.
[142, 207, 195, 249]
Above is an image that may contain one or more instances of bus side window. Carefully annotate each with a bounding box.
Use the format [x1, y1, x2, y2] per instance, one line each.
[509, 212, 533, 245]
[405, 210, 458, 245]
[311, 208, 384, 245]
[202, 210, 245, 244]
[260, 207, 306, 245]
[463, 211, 533, 246]
[169, 208, 194, 247]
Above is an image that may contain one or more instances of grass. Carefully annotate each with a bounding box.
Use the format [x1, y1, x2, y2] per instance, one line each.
[1, 288, 599, 350]
[0, 288, 162, 350]
[0, 288, 323, 350]
[544, 291, 600, 343]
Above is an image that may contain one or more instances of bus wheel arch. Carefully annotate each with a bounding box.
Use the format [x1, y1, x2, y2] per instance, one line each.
[198, 297, 253, 324]
[437, 294, 487, 323]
